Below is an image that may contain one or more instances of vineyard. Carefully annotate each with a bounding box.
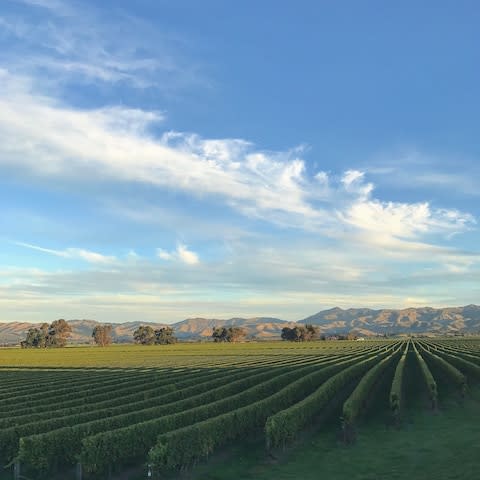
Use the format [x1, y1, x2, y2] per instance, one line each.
[0, 339, 479, 479]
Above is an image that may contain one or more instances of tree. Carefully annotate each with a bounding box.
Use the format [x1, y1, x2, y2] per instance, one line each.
[133, 325, 156, 345]
[304, 324, 320, 341]
[48, 319, 72, 347]
[154, 327, 177, 345]
[21, 323, 49, 348]
[21, 320, 72, 348]
[92, 324, 113, 347]
[212, 326, 246, 343]
[281, 324, 319, 342]
[281, 326, 301, 341]
[212, 326, 228, 342]
[227, 327, 247, 342]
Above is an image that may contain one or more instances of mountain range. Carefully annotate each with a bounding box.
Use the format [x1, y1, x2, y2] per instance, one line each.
[1, 305, 479, 345]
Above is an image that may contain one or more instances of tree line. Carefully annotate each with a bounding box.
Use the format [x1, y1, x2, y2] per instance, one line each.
[281, 324, 319, 342]
[132, 326, 177, 345]
[21, 320, 72, 348]
[20, 320, 357, 348]
[19, 321, 179, 348]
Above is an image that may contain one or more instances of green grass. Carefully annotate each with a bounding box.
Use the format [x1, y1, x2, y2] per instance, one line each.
[0, 341, 368, 368]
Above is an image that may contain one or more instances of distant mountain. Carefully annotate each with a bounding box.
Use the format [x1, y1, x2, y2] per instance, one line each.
[1, 305, 479, 345]
[174, 317, 292, 339]
[0, 320, 169, 345]
[299, 305, 480, 336]
[0, 317, 291, 345]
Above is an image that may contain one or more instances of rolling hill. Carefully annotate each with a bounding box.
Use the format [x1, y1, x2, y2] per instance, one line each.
[298, 305, 480, 336]
[1, 305, 479, 345]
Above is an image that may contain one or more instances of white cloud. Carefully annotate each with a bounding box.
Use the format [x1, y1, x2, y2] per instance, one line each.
[342, 169, 365, 186]
[176, 244, 199, 265]
[157, 244, 199, 265]
[341, 201, 474, 239]
[0, 69, 474, 251]
[341, 169, 374, 199]
[1, 239, 479, 323]
[15, 242, 116, 264]
[157, 249, 173, 261]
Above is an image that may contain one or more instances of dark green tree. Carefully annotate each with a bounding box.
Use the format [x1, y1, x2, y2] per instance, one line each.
[212, 326, 228, 342]
[227, 326, 247, 342]
[133, 325, 156, 345]
[154, 327, 177, 345]
[21, 323, 49, 348]
[21, 320, 72, 348]
[212, 326, 246, 342]
[281, 324, 319, 342]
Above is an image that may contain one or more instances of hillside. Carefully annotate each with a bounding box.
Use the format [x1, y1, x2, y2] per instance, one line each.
[299, 304, 480, 335]
[0, 317, 291, 345]
[1, 305, 479, 345]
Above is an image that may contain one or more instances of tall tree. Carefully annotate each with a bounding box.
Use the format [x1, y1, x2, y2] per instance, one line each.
[21, 323, 49, 348]
[212, 326, 228, 342]
[48, 319, 72, 347]
[133, 325, 156, 345]
[154, 327, 177, 345]
[281, 324, 319, 342]
[227, 326, 247, 342]
[92, 324, 113, 347]
[212, 326, 246, 343]
[21, 320, 72, 348]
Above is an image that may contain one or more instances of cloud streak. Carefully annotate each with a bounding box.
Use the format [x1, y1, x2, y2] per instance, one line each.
[15, 242, 116, 264]
[1, 0, 204, 92]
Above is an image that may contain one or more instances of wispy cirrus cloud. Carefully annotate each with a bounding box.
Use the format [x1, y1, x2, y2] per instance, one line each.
[364, 149, 480, 197]
[11, 0, 68, 13]
[0, 68, 474, 249]
[15, 242, 116, 264]
[1, 0, 205, 92]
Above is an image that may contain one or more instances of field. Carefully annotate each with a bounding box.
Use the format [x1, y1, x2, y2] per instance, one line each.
[0, 339, 479, 479]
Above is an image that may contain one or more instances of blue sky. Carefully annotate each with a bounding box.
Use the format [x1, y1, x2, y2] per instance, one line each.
[1, 0, 479, 323]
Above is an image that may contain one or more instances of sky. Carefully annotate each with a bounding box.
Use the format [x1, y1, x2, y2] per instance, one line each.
[1, 0, 479, 323]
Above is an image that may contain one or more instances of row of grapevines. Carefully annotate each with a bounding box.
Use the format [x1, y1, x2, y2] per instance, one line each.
[2, 354, 317, 426]
[342, 346, 402, 427]
[412, 341, 437, 409]
[429, 347, 480, 380]
[77, 351, 381, 474]
[0, 366, 239, 429]
[6, 358, 307, 465]
[0, 353, 288, 409]
[18, 355, 346, 472]
[389, 340, 410, 418]
[264, 348, 394, 450]
[0, 368, 149, 402]
[0, 369, 166, 410]
[417, 343, 467, 395]
[147, 349, 392, 472]
[424, 341, 480, 366]
[1, 353, 288, 418]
